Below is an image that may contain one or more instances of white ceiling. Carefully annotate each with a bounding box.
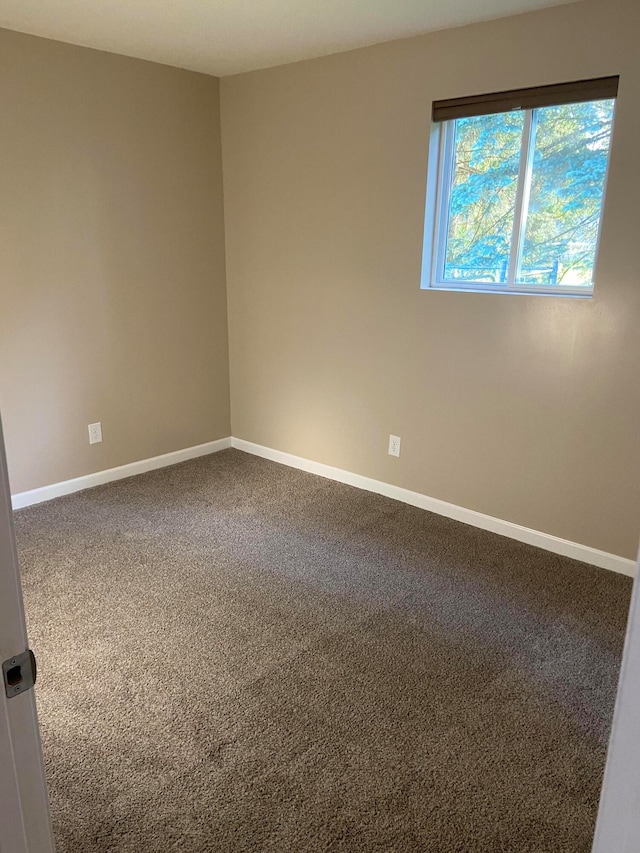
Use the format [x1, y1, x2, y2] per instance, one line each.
[0, 0, 578, 77]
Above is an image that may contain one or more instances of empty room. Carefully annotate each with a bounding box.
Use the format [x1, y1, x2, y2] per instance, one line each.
[1, 0, 639, 850]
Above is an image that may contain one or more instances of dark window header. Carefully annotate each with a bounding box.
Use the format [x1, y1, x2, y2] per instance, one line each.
[432, 76, 619, 123]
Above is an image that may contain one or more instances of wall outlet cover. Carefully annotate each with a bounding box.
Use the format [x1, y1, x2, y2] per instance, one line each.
[88, 422, 103, 445]
[388, 435, 401, 457]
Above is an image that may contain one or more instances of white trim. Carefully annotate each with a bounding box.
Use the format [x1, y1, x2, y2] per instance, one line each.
[0, 415, 55, 852]
[231, 438, 637, 578]
[593, 549, 640, 851]
[432, 120, 454, 284]
[420, 122, 442, 289]
[11, 437, 232, 509]
[508, 107, 536, 287]
[10, 434, 635, 578]
[427, 283, 593, 298]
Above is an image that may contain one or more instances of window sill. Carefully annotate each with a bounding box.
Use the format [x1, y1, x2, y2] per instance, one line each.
[422, 283, 593, 298]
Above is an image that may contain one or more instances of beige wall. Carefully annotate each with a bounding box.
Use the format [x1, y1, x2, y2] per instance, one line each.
[0, 29, 230, 494]
[2, 3, 638, 559]
[221, 0, 640, 559]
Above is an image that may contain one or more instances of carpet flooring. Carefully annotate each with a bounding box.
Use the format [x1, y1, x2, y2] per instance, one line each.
[15, 449, 632, 853]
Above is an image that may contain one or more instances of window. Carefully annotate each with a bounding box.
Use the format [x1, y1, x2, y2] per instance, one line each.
[421, 77, 618, 296]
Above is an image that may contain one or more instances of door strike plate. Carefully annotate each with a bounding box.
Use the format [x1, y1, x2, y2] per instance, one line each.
[2, 649, 37, 699]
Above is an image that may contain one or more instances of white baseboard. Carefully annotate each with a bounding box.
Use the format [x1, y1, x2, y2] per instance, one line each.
[231, 438, 637, 578]
[11, 434, 636, 578]
[11, 437, 232, 510]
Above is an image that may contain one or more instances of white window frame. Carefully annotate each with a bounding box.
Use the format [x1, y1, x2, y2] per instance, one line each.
[421, 102, 616, 298]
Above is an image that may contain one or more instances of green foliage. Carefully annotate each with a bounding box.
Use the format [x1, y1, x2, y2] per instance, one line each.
[443, 99, 614, 285]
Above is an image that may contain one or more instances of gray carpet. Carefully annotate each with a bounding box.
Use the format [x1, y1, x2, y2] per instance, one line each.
[15, 449, 632, 853]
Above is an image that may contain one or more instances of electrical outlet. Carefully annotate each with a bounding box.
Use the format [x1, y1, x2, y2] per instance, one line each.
[388, 435, 401, 457]
[88, 422, 102, 445]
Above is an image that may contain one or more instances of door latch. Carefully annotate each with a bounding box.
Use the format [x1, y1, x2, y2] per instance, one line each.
[2, 650, 37, 699]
